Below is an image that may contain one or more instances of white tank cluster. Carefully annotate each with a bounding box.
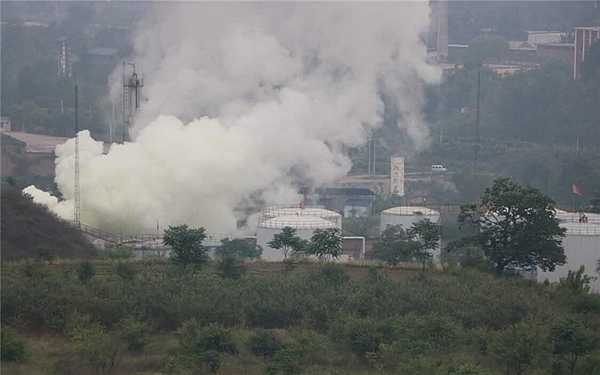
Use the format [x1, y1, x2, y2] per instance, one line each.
[537, 211, 600, 292]
[379, 206, 441, 261]
[257, 205, 342, 261]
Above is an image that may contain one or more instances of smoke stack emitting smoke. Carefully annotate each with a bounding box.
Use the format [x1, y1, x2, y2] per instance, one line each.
[24, 2, 440, 234]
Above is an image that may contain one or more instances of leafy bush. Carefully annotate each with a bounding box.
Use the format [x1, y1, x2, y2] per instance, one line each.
[321, 263, 349, 285]
[216, 238, 262, 259]
[77, 261, 95, 284]
[116, 262, 136, 281]
[178, 320, 238, 373]
[98, 244, 134, 259]
[120, 318, 150, 353]
[1, 325, 28, 362]
[217, 255, 245, 280]
[248, 330, 284, 358]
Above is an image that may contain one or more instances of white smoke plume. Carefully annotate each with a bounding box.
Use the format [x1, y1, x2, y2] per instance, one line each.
[25, 2, 440, 235]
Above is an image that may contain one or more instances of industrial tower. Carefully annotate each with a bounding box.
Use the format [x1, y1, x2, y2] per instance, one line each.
[122, 62, 144, 143]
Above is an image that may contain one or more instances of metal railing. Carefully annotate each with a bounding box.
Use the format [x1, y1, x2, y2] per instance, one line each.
[258, 217, 336, 230]
[563, 226, 600, 236]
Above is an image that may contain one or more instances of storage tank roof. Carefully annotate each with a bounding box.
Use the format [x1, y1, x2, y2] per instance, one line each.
[560, 222, 600, 236]
[556, 212, 600, 224]
[259, 215, 337, 229]
[382, 206, 439, 216]
[263, 205, 341, 218]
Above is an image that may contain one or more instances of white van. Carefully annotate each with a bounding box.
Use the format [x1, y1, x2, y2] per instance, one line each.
[431, 165, 446, 172]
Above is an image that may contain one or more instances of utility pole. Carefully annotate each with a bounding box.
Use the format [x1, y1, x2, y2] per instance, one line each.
[74, 80, 81, 228]
[474, 68, 481, 200]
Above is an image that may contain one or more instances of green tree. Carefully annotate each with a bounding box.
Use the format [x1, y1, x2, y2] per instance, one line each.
[457, 177, 566, 275]
[370, 224, 417, 267]
[267, 227, 307, 261]
[216, 238, 262, 259]
[492, 320, 548, 375]
[163, 225, 209, 270]
[550, 316, 599, 375]
[248, 330, 284, 358]
[306, 228, 342, 261]
[407, 219, 441, 272]
[77, 261, 95, 284]
[116, 262, 136, 282]
[69, 323, 119, 374]
[119, 318, 150, 354]
[178, 320, 238, 373]
[1, 325, 28, 362]
[217, 254, 245, 280]
[557, 266, 596, 296]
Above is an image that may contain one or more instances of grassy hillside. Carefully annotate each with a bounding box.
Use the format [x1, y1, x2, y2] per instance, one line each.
[0, 188, 97, 261]
[2, 260, 599, 375]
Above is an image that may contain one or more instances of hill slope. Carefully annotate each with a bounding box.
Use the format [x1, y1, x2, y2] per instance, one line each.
[1, 188, 97, 260]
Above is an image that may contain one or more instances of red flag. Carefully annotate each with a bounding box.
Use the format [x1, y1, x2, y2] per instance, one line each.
[300, 201, 305, 210]
[572, 184, 582, 196]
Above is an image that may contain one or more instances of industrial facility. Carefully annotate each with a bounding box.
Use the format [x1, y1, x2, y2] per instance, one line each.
[379, 206, 442, 261]
[537, 211, 600, 292]
[256, 212, 338, 261]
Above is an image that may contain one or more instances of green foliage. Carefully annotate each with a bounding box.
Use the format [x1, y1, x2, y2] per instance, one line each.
[119, 318, 150, 354]
[178, 320, 238, 373]
[457, 177, 566, 275]
[163, 225, 209, 270]
[116, 262, 136, 282]
[248, 330, 284, 358]
[268, 227, 307, 260]
[99, 244, 134, 259]
[370, 224, 417, 266]
[557, 266, 596, 296]
[491, 319, 549, 375]
[216, 238, 263, 259]
[217, 254, 245, 280]
[1, 325, 28, 362]
[550, 316, 599, 375]
[408, 219, 441, 272]
[68, 321, 119, 374]
[77, 261, 95, 284]
[321, 263, 349, 285]
[35, 246, 55, 263]
[307, 228, 343, 261]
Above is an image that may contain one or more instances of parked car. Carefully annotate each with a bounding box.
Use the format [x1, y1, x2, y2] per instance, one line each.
[431, 165, 447, 172]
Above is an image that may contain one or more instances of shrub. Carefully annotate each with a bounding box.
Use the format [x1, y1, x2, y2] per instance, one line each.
[248, 330, 284, 358]
[69, 323, 118, 374]
[116, 262, 136, 281]
[99, 244, 134, 259]
[120, 318, 150, 353]
[178, 320, 238, 373]
[77, 261, 95, 284]
[321, 263, 349, 285]
[217, 255, 245, 280]
[1, 325, 28, 362]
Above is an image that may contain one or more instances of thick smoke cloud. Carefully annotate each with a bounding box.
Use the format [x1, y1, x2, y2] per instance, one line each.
[25, 2, 440, 234]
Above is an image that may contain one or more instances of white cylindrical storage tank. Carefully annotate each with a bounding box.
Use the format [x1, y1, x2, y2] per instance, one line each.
[380, 206, 441, 261]
[537, 222, 600, 293]
[262, 205, 342, 228]
[380, 206, 440, 233]
[257, 215, 337, 261]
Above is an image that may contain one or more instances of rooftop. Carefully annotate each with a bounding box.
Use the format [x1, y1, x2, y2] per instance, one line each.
[1, 131, 68, 153]
[382, 206, 440, 216]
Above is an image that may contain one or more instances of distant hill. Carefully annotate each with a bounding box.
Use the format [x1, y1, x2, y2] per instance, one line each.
[1, 188, 97, 261]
